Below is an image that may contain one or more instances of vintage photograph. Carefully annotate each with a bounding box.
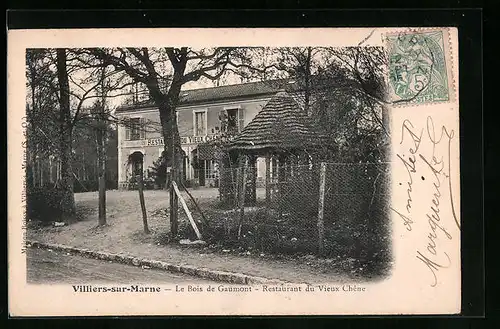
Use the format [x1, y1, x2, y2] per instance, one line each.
[9, 28, 461, 316]
[25, 46, 392, 284]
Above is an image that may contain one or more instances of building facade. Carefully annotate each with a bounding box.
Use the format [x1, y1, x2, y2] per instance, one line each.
[115, 80, 288, 189]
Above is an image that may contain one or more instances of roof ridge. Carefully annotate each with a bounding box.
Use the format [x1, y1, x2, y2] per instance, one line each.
[228, 90, 327, 151]
[181, 78, 288, 93]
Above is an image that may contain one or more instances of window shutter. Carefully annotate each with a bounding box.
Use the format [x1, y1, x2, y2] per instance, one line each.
[218, 110, 226, 133]
[124, 116, 131, 140]
[203, 111, 207, 135]
[238, 108, 245, 132]
[140, 118, 146, 139]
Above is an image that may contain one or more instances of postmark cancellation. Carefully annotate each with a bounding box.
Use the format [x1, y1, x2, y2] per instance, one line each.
[386, 29, 455, 106]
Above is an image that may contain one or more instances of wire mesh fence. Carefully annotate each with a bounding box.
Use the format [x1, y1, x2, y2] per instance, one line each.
[180, 161, 391, 262]
[322, 163, 391, 260]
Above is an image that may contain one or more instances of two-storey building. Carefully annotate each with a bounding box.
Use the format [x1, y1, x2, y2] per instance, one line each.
[115, 80, 290, 189]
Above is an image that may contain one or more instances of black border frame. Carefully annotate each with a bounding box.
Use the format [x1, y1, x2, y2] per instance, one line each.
[5, 8, 484, 322]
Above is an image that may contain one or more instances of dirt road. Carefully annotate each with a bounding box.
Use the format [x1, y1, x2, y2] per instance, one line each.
[27, 247, 216, 284]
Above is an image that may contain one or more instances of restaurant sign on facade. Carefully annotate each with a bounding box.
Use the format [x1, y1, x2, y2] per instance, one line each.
[146, 135, 217, 146]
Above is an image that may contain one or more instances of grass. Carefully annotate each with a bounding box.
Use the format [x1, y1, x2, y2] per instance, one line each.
[172, 191, 393, 279]
[27, 187, 392, 282]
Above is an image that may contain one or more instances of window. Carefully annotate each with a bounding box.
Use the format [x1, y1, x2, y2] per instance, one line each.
[226, 108, 238, 134]
[194, 110, 207, 136]
[205, 160, 217, 180]
[130, 118, 141, 140]
[125, 117, 145, 141]
[225, 107, 245, 133]
[271, 158, 278, 180]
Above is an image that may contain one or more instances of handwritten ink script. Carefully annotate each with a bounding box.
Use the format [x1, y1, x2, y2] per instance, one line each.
[391, 116, 459, 287]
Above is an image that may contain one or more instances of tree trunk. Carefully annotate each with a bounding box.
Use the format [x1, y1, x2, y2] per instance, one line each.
[32, 155, 38, 188]
[304, 47, 312, 115]
[156, 97, 182, 235]
[152, 75, 184, 237]
[97, 106, 107, 226]
[56, 48, 76, 218]
[40, 159, 44, 187]
[49, 156, 53, 184]
[82, 149, 87, 180]
[97, 67, 108, 225]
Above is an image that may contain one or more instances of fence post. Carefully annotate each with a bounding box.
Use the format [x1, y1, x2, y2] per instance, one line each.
[234, 167, 241, 208]
[238, 160, 247, 239]
[172, 181, 202, 240]
[137, 174, 150, 234]
[317, 162, 327, 256]
[265, 156, 271, 204]
[98, 174, 106, 225]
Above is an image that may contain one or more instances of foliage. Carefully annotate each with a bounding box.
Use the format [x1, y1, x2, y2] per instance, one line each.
[311, 47, 389, 163]
[174, 204, 391, 277]
[143, 177, 155, 189]
[89, 47, 281, 165]
[72, 101, 119, 184]
[249, 47, 390, 163]
[25, 49, 121, 218]
[148, 155, 168, 188]
[26, 186, 68, 222]
[126, 175, 155, 190]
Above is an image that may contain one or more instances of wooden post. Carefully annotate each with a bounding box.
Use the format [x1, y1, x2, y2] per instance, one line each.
[234, 167, 241, 208]
[169, 168, 178, 236]
[172, 181, 202, 240]
[137, 174, 150, 234]
[265, 156, 271, 204]
[237, 157, 247, 239]
[164, 164, 169, 190]
[180, 180, 210, 228]
[250, 156, 257, 204]
[169, 112, 179, 236]
[317, 162, 327, 256]
[97, 105, 107, 226]
[98, 175, 106, 223]
[277, 155, 285, 220]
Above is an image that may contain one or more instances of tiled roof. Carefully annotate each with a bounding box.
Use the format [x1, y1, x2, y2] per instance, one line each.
[116, 79, 294, 112]
[179, 79, 290, 105]
[227, 91, 328, 152]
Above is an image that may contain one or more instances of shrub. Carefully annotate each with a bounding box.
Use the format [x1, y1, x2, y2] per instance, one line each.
[26, 186, 67, 222]
[127, 176, 138, 190]
[143, 177, 155, 190]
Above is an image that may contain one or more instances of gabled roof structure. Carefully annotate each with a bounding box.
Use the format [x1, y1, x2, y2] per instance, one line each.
[116, 79, 294, 113]
[227, 90, 328, 153]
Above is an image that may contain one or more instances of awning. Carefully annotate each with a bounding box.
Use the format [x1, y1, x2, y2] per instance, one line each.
[196, 143, 218, 160]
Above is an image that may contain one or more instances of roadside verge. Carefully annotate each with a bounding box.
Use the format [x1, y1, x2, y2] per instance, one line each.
[27, 240, 290, 285]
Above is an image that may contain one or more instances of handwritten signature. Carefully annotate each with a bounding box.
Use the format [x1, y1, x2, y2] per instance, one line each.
[391, 116, 459, 287]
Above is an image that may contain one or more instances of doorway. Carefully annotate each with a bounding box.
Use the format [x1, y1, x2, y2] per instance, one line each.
[129, 151, 144, 178]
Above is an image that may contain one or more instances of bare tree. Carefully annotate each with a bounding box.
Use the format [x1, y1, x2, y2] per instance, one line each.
[26, 48, 132, 222]
[89, 47, 277, 235]
[25, 49, 59, 188]
[259, 46, 390, 162]
[96, 70, 107, 225]
[56, 48, 76, 217]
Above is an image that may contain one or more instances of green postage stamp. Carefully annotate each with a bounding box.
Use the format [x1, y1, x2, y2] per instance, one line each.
[386, 29, 453, 105]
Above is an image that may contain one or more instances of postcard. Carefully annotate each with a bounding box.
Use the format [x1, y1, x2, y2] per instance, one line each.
[8, 27, 460, 316]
